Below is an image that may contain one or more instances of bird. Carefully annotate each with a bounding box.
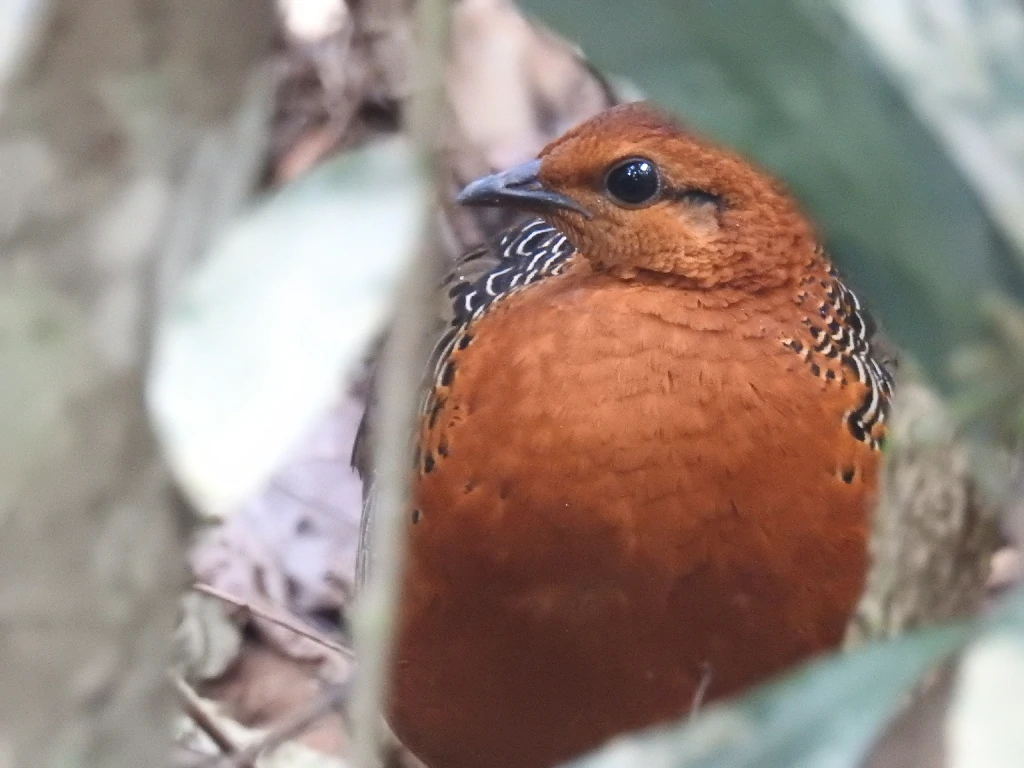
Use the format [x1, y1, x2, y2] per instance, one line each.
[362, 101, 895, 768]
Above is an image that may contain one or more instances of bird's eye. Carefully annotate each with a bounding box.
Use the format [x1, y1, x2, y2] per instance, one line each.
[604, 158, 661, 207]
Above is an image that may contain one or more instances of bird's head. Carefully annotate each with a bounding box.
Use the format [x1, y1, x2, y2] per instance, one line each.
[457, 101, 818, 290]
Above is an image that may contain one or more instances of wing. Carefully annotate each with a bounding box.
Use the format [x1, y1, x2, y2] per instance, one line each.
[786, 254, 898, 450]
[427, 219, 575, 399]
[827, 266, 897, 448]
[352, 218, 577, 588]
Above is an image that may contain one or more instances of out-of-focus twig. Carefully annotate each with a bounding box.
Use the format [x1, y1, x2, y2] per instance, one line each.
[172, 675, 250, 765]
[348, 0, 453, 766]
[197, 682, 351, 768]
[193, 582, 353, 660]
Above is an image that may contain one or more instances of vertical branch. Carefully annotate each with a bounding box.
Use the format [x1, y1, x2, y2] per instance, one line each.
[349, 0, 452, 766]
[0, 1, 275, 766]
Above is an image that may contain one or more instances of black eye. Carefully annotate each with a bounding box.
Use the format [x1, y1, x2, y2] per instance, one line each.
[604, 158, 661, 207]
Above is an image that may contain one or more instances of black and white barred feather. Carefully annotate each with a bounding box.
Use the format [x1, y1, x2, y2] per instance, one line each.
[425, 218, 576, 398]
[784, 254, 896, 450]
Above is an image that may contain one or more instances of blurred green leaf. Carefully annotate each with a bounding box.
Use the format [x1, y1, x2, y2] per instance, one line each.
[948, 591, 1024, 768]
[149, 137, 424, 517]
[948, 292, 1024, 439]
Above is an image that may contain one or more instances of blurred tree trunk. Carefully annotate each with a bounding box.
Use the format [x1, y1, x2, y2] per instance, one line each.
[0, 1, 274, 765]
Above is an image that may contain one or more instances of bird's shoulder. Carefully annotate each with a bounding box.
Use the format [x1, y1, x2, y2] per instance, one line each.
[784, 251, 897, 449]
[351, 217, 576, 479]
[442, 217, 577, 329]
[351, 217, 577, 587]
[420, 217, 578, 399]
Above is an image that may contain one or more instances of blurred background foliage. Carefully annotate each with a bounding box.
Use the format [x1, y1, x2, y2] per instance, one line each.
[523, 0, 1024, 406]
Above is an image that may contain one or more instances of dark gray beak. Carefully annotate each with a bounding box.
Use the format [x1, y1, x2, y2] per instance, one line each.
[455, 159, 591, 219]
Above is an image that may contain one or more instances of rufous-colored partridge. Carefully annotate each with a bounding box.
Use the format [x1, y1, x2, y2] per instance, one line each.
[363, 101, 894, 768]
